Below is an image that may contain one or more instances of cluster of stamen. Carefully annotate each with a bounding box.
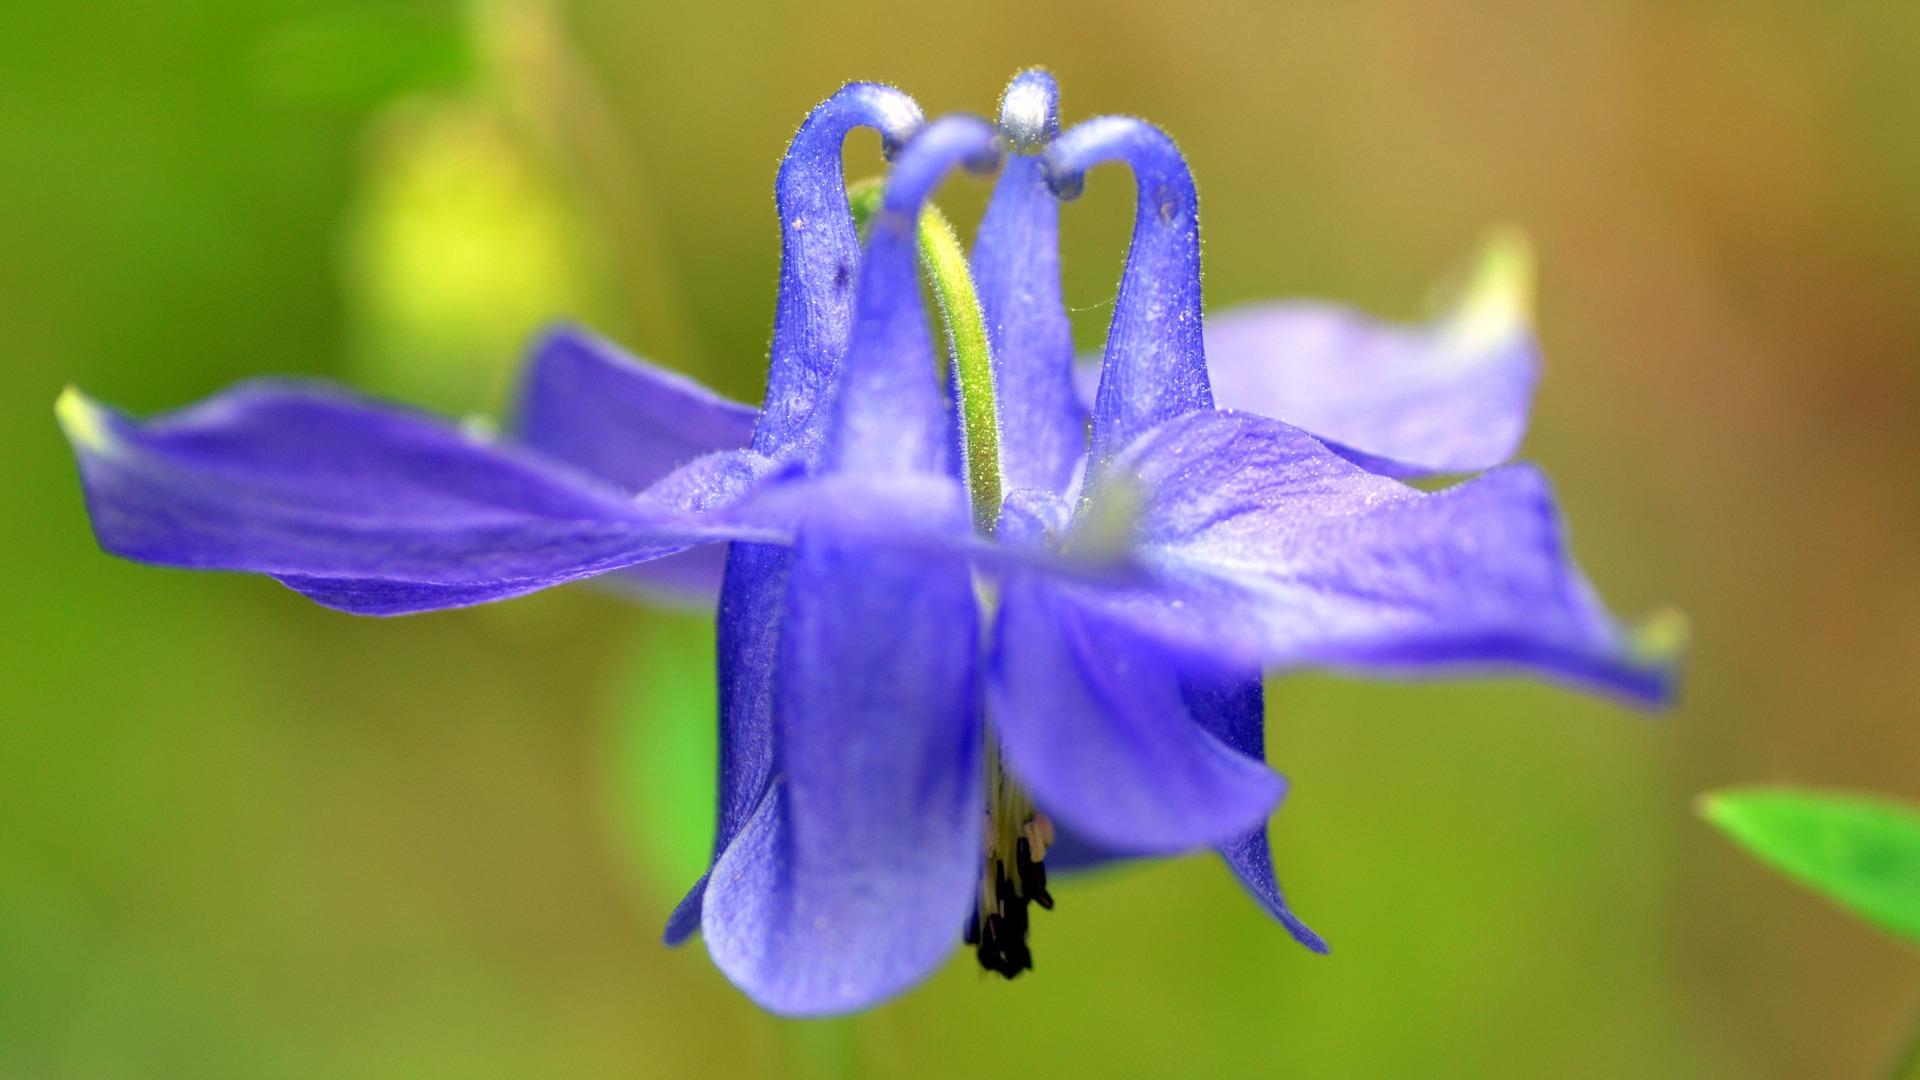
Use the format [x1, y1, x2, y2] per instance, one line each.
[967, 738, 1055, 977]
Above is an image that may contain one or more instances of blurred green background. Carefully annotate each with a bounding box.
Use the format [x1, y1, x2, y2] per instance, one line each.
[5, 1, 1918, 1076]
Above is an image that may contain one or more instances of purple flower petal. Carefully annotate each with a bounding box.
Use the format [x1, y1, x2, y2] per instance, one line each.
[1065, 234, 1540, 480]
[1204, 235, 1538, 477]
[516, 324, 758, 490]
[974, 71, 1086, 495]
[58, 381, 779, 615]
[667, 472, 981, 948]
[515, 326, 760, 605]
[988, 573, 1286, 855]
[992, 661, 1327, 952]
[1046, 117, 1213, 472]
[702, 526, 982, 1016]
[1076, 410, 1679, 704]
[990, 478, 1290, 857]
[702, 121, 999, 1010]
[823, 117, 999, 476]
[755, 83, 924, 463]
[660, 539, 785, 944]
[673, 107, 991, 946]
[594, 545, 732, 609]
[1181, 671, 1329, 952]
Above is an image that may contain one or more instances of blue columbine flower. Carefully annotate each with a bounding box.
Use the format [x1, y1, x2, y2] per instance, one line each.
[58, 71, 1681, 1017]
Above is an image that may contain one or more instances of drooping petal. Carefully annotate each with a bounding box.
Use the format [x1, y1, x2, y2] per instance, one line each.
[1215, 826, 1329, 950]
[1071, 409, 1680, 704]
[663, 485, 993, 946]
[991, 657, 1328, 953]
[988, 572, 1286, 855]
[705, 123, 996, 998]
[666, 481, 976, 949]
[1203, 232, 1540, 478]
[1045, 116, 1213, 473]
[702, 524, 982, 1016]
[515, 325, 760, 605]
[990, 478, 1290, 857]
[58, 382, 786, 615]
[972, 70, 1086, 495]
[676, 113, 999, 948]
[1180, 671, 1329, 952]
[670, 83, 927, 941]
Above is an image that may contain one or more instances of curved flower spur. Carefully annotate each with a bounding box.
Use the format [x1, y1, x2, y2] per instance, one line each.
[57, 71, 1683, 1017]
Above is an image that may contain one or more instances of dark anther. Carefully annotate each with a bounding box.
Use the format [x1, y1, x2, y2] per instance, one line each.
[996, 875, 1027, 931]
[976, 936, 1000, 973]
[971, 869, 1029, 979]
[1030, 872, 1053, 911]
[972, 827, 1054, 979]
[1014, 837, 1054, 910]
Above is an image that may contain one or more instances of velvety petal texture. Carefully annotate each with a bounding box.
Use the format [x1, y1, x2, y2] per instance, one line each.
[821, 118, 999, 477]
[699, 115, 1001, 1013]
[1072, 410, 1677, 703]
[58, 382, 776, 615]
[1203, 233, 1540, 478]
[983, 630, 1328, 949]
[671, 82, 927, 944]
[516, 324, 757, 490]
[988, 574, 1285, 854]
[516, 325, 760, 605]
[753, 83, 925, 463]
[1046, 117, 1213, 471]
[1180, 671, 1329, 951]
[703, 528, 981, 1016]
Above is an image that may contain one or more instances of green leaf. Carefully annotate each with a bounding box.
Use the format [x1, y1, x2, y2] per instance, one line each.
[1700, 786, 1920, 945]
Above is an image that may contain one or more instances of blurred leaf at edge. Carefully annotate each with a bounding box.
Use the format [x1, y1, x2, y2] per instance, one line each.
[1701, 787, 1920, 947]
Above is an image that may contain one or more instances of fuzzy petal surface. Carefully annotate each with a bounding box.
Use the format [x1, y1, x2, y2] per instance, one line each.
[702, 525, 981, 1015]
[1070, 410, 1678, 703]
[989, 574, 1286, 854]
[1204, 299, 1537, 478]
[59, 381, 783, 615]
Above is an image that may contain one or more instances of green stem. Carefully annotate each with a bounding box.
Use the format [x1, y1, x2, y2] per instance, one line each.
[846, 179, 1004, 534]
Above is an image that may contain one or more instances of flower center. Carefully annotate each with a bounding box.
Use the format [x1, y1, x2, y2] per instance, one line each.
[968, 733, 1054, 978]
